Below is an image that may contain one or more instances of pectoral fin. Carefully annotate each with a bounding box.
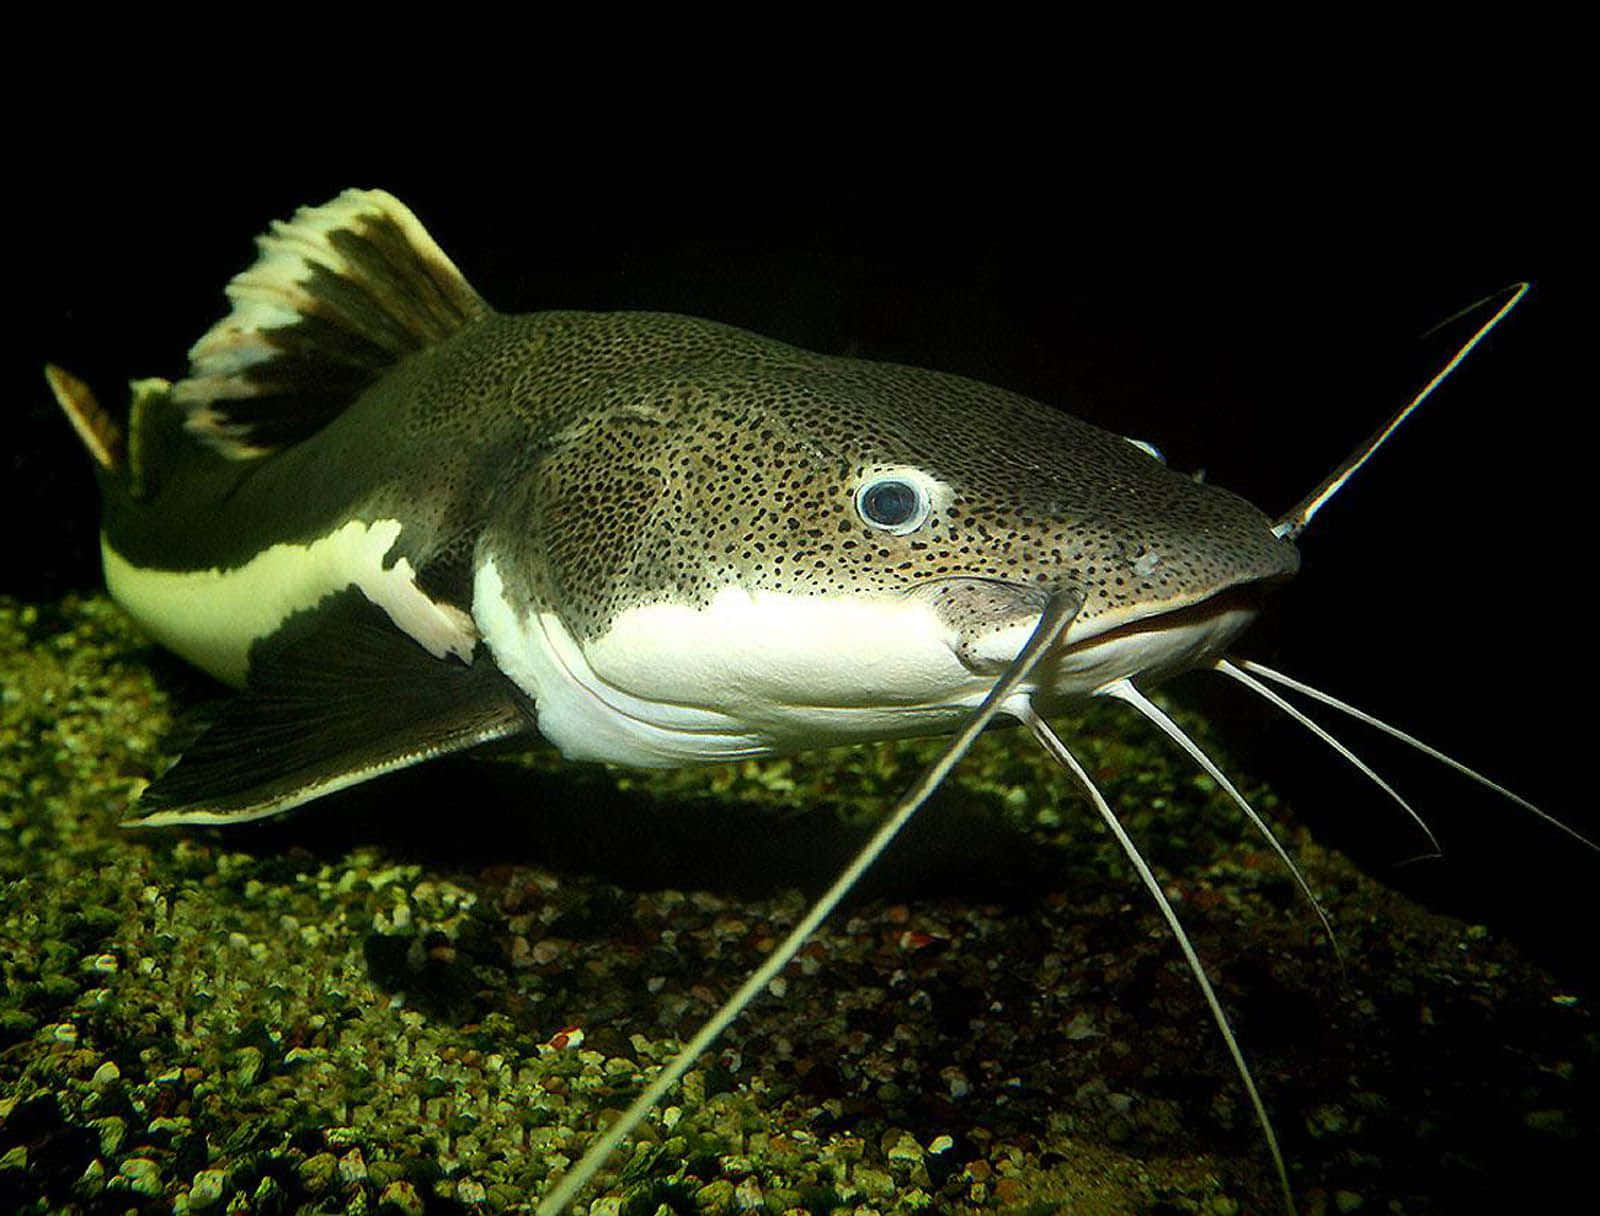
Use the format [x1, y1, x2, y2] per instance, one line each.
[126, 591, 536, 826]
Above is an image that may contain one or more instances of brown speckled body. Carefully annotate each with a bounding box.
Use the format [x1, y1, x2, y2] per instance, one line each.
[490, 312, 1298, 639]
[115, 305, 1297, 649]
[215, 309, 1292, 647]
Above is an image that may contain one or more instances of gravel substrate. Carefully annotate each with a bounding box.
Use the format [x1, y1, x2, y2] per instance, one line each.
[2, 595, 1593, 1214]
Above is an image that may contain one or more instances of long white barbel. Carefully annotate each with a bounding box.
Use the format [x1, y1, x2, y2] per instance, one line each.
[1018, 699, 1298, 1216]
[1102, 678, 1342, 963]
[1232, 658, 1597, 851]
[1213, 659, 1441, 854]
[1274, 282, 1529, 540]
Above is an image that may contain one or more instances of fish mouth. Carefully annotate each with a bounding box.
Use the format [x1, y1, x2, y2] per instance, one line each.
[914, 576, 1280, 700]
[1038, 587, 1269, 701]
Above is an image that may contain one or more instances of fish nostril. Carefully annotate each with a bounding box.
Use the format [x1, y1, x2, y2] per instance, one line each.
[1133, 551, 1163, 577]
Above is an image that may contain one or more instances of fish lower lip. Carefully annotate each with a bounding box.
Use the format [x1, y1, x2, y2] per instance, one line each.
[1059, 587, 1268, 656]
[1035, 588, 1268, 699]
[953, 585, 1271, 688]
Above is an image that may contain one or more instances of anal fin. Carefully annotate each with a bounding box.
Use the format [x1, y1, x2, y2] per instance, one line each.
[127, 591, 536, 826]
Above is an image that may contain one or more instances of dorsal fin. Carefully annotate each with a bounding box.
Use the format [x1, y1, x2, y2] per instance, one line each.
[171, 189, 490, 458]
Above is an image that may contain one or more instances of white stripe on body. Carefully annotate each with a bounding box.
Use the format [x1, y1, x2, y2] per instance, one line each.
[103, 519, 477, 687]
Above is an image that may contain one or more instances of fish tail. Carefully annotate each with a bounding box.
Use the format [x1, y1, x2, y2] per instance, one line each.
[44, 363, 124, 474]
[45, 366, 199, 502]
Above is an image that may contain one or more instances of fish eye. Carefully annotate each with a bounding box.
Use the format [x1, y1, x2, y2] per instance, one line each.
[855, 476, 930, 534]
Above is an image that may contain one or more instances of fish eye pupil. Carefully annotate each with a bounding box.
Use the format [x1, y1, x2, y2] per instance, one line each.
[858, 479, 923, 529]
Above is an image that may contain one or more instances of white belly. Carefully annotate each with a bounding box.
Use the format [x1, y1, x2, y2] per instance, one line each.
[472, 556, 1257, 769]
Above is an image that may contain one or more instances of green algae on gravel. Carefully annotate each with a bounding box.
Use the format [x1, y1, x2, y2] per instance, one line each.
[1, 594, 1594, 1214]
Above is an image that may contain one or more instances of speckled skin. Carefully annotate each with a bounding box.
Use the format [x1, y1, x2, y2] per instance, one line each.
[477, 311, 1300, 642]
[111, 306, 1299, 655]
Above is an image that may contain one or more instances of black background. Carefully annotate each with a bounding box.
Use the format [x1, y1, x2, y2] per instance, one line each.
[9, 138, 1593, 987]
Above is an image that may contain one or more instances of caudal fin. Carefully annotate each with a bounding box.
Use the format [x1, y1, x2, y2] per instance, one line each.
[45, 364, 123, 473]
[172, 189, 490, 459]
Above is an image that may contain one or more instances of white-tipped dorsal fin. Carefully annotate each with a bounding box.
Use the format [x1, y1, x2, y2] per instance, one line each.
[171, 189, 490, 459]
